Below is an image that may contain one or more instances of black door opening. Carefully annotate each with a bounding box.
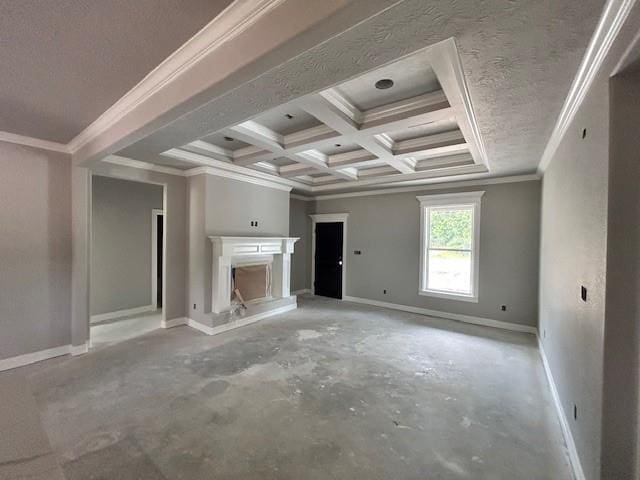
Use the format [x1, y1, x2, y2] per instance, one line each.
[314, 222, 343, 299]
[157, 214, 163, 308]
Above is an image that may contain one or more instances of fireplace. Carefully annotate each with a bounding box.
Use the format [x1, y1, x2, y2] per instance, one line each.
[209, 236, 299, 315]
[232, 263, 272, 304]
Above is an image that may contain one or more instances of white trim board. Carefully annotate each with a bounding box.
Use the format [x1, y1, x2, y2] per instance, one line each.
[537, 0, 637, 173]
[538, 337, 586, 480]
[0, 131, 69, 154]
[343, 296, 538, 334]
[90, 304, 155, 324]
[183, 303, 298, 336]
[292, 288, 312, 295]
[0, 345, 71, 372]
[0, 1, 286, 156]
[161, 317, 189, 329]
[309, 213, 349, 299]
[312, 174, 540, 201]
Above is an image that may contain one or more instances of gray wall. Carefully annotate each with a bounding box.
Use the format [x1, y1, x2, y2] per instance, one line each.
[289, 198, 312, 292]
[91, 176, 163, 316]
[600, 69, 640, 479]
[89, 162, 187, 325]
[0, 141, 71, 360]
[538, 78, 609, 480]
[187, 173, 290, 325]
[312, 180, 541, 327]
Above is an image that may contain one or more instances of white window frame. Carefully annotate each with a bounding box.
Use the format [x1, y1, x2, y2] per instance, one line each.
[417, 191, 484, 303]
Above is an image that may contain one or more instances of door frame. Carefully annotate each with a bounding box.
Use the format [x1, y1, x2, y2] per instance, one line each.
[309, 213, 349, 299]
[151, 208, 164, 310]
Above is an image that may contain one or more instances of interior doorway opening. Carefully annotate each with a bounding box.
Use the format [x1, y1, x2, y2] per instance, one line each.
[89, 175, 166, 349]
[310, 213, 348, 300]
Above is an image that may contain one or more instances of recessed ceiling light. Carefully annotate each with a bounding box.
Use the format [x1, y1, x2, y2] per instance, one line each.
[375, 78, 394, 90]
[223, 136, 234, 141]
[285, 113, 294, 119]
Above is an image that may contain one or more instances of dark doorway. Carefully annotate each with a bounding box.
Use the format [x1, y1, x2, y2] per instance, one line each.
[157, 214, 163, 308]
[314, 222, 343, 299]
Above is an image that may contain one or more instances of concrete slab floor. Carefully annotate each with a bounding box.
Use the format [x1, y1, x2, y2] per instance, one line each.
[11, 295, 571, 479]
[90, 311, 163, 350]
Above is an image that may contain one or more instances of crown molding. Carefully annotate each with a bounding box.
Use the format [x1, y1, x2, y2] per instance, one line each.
[0, 0, 286, 156]
[290, 193, 313, 201]
[310, 174, 540, 201]
[0, 131, 69, 154]
[67, 0, 285, 154]
[102, 155, 187, 176]
[185, 166, 292, 192]
[538, 0, 636, 173]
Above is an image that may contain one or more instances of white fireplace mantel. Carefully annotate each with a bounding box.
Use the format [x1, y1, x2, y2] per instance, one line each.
[209, 236, 299, 314]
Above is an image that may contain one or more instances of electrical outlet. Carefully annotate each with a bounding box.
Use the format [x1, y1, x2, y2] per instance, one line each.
[193, 303, 196, 310]
[383, 289, 387, 294]
[500, 305, 507, 312]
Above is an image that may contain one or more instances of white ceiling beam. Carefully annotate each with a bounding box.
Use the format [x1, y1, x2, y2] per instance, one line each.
[181, 140, 233, 162]
[230, 121, 285, 151]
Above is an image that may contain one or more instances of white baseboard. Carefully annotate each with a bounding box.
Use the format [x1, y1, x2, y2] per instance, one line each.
[0, 345, 71, 372]
[187, 303, 298, 336]
[292, 289, 311, 295]
[161, 317, 188, 329]
[90, 304, 155, 323]
[538, 337, 585, 480]
[70, 342, 89, 356]
[343, 296, 538, 334]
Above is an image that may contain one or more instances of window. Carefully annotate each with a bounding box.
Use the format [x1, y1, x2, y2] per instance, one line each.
[417, 191, 483, 302]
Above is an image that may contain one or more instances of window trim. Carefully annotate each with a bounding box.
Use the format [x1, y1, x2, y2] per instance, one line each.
[417, 191, 484, 303]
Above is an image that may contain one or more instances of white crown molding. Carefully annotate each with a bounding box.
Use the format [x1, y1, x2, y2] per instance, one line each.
[0, 131, 69, 154]
[310, 174, 540, 201]
[186, 166, 292, 192]
[538, 0, 636, 173]
[165, 148, 307, 190]
[66, 0, 286, 154]
[290, 194, 313, 201]
[102, 155, 187, 177]
[1, 0, 286, 156]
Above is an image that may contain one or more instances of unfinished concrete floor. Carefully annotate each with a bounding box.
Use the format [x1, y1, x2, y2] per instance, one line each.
[12, 296, 571, 479]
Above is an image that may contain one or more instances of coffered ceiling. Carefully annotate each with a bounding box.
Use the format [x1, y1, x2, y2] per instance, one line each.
[163, 40, 489, 192]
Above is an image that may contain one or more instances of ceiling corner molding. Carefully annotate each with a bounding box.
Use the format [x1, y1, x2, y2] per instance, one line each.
[66, 0, 286, 154]
[290, 193, 313, 201]
[537, 0, 636, 174]
[102, 155, 186, 176]
[0, 131, 69, 154]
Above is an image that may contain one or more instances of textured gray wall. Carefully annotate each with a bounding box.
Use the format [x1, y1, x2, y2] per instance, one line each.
[312, 180, 541, 327]
[600, 69, 640, 479]
[89, 162, 187, 326]
[91, 176, 163, 315]
[0, 142, 71, 360]
[538, 80, 609, 480]
[289, 198, 311, 292]
[187, 174, 290, 326]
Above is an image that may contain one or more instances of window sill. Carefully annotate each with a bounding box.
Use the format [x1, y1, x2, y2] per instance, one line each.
[419, 289, 478, 303]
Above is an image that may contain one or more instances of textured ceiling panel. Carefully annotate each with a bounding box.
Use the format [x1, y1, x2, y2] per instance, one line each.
[0, 0, 233, 142]
[119, 0, 606, 179]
